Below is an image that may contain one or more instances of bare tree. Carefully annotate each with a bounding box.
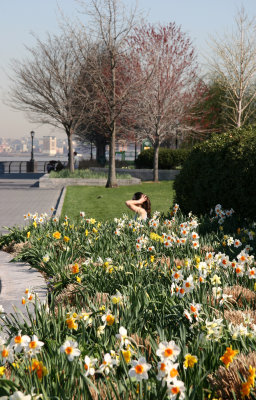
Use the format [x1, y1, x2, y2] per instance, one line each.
[7, 33, 86, 172]
[71, 0, 143, 187]
[130, 23, 202, 182]
[206, 8, 256, 128]
[74, 43, 142, 167]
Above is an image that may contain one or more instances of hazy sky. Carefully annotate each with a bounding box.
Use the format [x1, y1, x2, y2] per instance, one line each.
[0, 0, 255, 140]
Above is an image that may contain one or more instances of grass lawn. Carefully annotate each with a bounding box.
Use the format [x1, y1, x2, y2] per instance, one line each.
[61, 181, 175, 221]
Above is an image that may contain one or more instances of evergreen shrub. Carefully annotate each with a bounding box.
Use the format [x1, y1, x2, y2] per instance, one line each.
[174, 126, 256, 218]
[135, 148, 190, 169]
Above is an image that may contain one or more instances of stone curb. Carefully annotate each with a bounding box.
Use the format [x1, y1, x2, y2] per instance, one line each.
[39, 174, 141, 188]
[54, 186, 66, 218]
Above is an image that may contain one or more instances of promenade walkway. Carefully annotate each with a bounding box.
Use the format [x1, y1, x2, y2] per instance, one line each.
[0, 174, 65, 315]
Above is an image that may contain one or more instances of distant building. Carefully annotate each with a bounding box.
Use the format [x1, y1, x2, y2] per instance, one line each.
[43, 136, 56, 156]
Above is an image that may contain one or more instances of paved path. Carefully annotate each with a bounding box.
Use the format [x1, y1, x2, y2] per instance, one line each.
[0, 251, 46, 315]
[0, 174, 62, 234]
[0, 174, 65, 316]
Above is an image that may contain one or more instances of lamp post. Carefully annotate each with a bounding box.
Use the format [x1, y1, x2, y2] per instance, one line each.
[30, 131, 35, 162]
[28, 130, 35, 172]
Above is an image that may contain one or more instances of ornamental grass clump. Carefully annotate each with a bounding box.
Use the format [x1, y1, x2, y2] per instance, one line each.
[208, 352, 256, 399]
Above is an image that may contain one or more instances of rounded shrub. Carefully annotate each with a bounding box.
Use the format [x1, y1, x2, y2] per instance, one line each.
[174, 126, 256, 218]
[135, 148, 190, 169]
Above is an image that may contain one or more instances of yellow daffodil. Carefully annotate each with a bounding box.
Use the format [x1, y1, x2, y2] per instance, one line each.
[71, 263, 79, 274]
[27, 231, 31, 239]
[64, 236, 70, 242]
[220, 346, 239, 368]
[66, 317, 78, 330]
[183, 354, 198, 369]
[122, 349, 131, 363]
[53, 231, 61, 239]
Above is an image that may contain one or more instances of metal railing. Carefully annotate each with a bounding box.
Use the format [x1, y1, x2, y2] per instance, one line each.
[0, 161, 68, 174]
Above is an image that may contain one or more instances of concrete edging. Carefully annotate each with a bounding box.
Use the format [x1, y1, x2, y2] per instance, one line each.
[90, 168, 180, 181]
[53, 187, 67, 218]
[39, 174, 141, 188]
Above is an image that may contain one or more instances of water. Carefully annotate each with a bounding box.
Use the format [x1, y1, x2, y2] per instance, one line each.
[0, 155, 68, 162]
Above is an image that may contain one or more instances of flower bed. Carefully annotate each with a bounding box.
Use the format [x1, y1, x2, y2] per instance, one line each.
[0, 205, 256, 399]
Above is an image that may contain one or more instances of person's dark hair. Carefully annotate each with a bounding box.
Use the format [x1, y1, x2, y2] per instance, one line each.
[132, 192, 151, 218]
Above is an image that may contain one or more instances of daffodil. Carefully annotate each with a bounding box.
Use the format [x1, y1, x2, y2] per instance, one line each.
[60, 340, 81, 361]
[102, 312, 115, 326]
[10, 331, 30, 353]
[220, 346, 239, 368]
[84, 355, 97, 377]
[183, 354, 198, 369]
[167, 380, 186, 400]
[128, 357, 151, 381]
[98, 353, 117, 375]
[156, 341, 180, 362]
[111, 291, 123, 305]
[53, 231, 61, 239]
[71, 263, 79, 274]
[25, 335, 44, 356]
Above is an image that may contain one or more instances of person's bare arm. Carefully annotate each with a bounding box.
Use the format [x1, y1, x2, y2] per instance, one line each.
[125, 195, 147, 217]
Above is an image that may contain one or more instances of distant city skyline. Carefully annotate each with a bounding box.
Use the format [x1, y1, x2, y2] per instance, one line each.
[1, 0, 256, 139]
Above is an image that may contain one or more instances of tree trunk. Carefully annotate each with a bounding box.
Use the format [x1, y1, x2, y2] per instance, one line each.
[106, 123, 118, 187]
[67, 131, 74, 173]
[96, 138, 107, 166]
[237, 98, 242, 128]
[153, 139, 160, 182]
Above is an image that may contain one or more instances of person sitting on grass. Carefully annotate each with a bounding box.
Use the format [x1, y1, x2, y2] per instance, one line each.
[125, 192, 151, 221]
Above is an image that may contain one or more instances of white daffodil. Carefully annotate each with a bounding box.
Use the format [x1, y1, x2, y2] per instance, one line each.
[1, 345, 14, 363]
[43, 254, 50, 263]
[205, 318, 224, 341]
[167, 379, 186, 399]
[247, 267, 256, 279]
[116, 326, 131, 348]
[182, 275, 195, 293]
[24, 335, 44, 356]
[172, 271, 184, 282]
[10, 331, 31, 353]
[164, 362, 179, 383]
[210, 274, 221, 285]
[9, 392, 32, 400]
[157, 360, 169, 381]
[156, 341, 180, 362]
[98, 353, 117, 375]
[0, 336, 6, 351]
[128, 357, 151, 381]
[84, 355, 98, 377]
[60, 340, 81, 361]
[101, 311, 115, 326]
[234, 239, 242, 248]
[111, 291, 123, 305]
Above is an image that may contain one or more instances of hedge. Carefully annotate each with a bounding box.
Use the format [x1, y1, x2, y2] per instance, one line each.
[135, 148, 190, 169]
[174, 125, 256, 218]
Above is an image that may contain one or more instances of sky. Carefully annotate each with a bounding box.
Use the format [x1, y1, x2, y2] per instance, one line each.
[0, 0, 256, 140]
